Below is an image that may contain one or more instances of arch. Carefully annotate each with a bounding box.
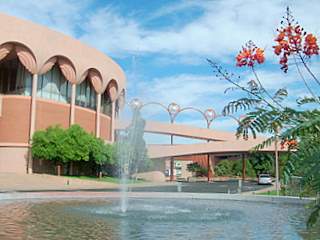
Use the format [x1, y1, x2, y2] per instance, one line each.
[118, 89, 126, 110]
[79, 68, 103, 93]
[75, 70, 97, 110]
[0, 41, 37, 74]
[40, 55, 76, 84]
[106, 79, 118, 102]
[100, 79, 118, 116]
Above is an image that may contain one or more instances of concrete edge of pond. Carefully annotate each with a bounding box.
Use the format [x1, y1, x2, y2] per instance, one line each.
[0, 191, 315, 205]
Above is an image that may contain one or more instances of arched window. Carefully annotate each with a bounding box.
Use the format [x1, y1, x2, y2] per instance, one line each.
[76, 77, 96, 110]
[37, 64, 71, 103]
[101, 91, 112, 116]
[0, 57, 32, 96]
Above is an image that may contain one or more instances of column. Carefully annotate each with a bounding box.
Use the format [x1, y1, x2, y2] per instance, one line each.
[210, 155, 215, 178]
[111, 101, 115, 142]
[274, 129, 280, 195]
[96, 93, 101, 138]
[242, 153, 246, 181]
[69, 83, 76, 126]
[207, 154, 210, 182]
[28, 73, 38, 174]
[170, 134, 174, 181]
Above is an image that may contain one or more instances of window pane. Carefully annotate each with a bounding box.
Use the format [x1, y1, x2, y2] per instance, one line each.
[37, 64, 70, 103]
[76, 77, 96, 110]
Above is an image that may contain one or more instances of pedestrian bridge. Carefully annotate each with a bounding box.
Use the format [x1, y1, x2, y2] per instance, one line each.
[115, 120, 279, 159]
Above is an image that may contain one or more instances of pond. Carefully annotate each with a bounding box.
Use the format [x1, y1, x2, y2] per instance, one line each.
[0, 197, 318, 240]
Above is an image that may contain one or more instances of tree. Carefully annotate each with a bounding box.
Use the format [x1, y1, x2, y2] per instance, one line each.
[65, 125, 91, 162]
[89, 136, 115, 176]
[208, 7, 320, 227]
[214, 160, 234, 176]
[32, 124, 116, 176]
[214, 159, 256, 177]
[32, 125, 68, 165]
[187, 162, 207, 177]
[248, 153, 273, 176]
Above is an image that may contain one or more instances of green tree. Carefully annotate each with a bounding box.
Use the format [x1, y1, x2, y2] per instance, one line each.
[249, 153, 273, 176]
[214, 159, 256, 177]
[214, 160, 234, 176]
[233, 160, 256, 178]
[90, 136, 115, 175]
[32, 124, 116, 176]
[187, 162, 208, 177]
[32, 125, 68, 165]
[65, 125, 91, 162]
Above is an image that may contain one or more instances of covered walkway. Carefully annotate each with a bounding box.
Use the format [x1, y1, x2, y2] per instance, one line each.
[116, 120, 283, 181]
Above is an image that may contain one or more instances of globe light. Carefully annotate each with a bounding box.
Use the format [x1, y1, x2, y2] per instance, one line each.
[168, 102, 180, 115]
[204, 108, 216, 122]
[130, 98, 142, 110]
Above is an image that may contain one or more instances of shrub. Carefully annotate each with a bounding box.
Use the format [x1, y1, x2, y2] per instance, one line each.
[187, 162, 208, 177]
[32, 124, 115, 175]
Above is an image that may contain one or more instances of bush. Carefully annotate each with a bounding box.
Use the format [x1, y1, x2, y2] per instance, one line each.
[214, 160, 234, 176]
[187, 162, 208, 177]
[214, 159, 256, 177]
[249, 153, 273, 176]
[32, 124, 115, 175]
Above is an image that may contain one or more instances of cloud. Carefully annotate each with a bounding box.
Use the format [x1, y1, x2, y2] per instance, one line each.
[1, 0, 320, 61]
[131, 73, 230, 111]
[78, 0, 320, 61]
[0, 0, 88, 36]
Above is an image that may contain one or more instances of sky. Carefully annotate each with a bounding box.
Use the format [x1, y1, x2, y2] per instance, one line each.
[1, 0, 319, 143]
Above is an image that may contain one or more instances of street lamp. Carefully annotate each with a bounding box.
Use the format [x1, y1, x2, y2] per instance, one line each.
[166, 102, 181, 181]
[167, 102, 181, 123]
[204, 108, 216, 128]
[167, 106, 217, 181]
[130, 98, 143, 110]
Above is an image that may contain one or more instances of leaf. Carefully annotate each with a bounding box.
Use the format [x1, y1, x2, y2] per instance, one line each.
[273, 88, 288, 102]
[222, 98, 261, 115]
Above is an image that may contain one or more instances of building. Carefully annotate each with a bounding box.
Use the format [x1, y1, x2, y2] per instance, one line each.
[0, 13, 126, 174]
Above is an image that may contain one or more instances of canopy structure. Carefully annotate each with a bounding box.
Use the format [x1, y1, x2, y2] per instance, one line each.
[116, 120, 280, 159]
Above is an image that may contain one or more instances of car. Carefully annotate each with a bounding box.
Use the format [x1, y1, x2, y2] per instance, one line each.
[258, 174, 272, 185]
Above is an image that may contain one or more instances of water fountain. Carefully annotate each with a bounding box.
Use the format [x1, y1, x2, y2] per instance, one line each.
[116, 109, 147, 213]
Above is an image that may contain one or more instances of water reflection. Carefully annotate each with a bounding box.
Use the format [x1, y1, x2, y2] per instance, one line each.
[0, 199, 318, 240]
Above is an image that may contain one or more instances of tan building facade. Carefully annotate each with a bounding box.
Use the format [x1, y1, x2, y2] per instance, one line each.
[0, 13, 126, 173]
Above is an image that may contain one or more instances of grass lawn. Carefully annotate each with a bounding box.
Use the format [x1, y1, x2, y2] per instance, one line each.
[257, 190, 286, 196]
[66, 175, 145, 184]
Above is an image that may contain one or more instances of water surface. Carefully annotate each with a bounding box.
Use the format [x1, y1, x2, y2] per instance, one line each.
[0, 198, 318, 240]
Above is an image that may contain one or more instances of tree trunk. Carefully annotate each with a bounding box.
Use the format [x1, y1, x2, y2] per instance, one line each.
[69, 162, 73, 176]
[56, 164, 61, 176]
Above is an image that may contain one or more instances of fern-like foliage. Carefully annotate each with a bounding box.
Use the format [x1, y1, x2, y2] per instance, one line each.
[297, 96, 320, 105]
[222, 98, 261, 116]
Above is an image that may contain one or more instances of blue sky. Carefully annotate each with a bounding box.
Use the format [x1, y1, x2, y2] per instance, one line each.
[1, 0, 320, 143]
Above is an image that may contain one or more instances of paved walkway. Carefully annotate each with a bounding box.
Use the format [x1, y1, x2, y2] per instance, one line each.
[0, 173, 177, 192]
[0, 173, 275, 195]
[0, 191, 313, 205]
[0, 173, 118, 192]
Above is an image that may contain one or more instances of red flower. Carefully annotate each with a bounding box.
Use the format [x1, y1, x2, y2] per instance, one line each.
[304, 34, 319, 56]
[236, 41, 265, 67]
[280, 139, 298, 150]
[273, 9, 319, 72]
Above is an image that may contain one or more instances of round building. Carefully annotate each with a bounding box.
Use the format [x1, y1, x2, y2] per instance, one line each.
[0, 13, 126, 174]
